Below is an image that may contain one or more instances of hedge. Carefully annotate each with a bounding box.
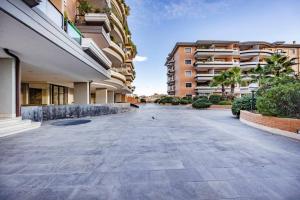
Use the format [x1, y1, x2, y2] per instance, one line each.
[231, 95, 255, 117]
[192, 99, 212, 109]
[256, 83, 300, 118]
[209, 94, 222, 104]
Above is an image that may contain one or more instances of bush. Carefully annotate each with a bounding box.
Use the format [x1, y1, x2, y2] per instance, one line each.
[159, 97, 174, 104]
[209, 94, 222, 104]
[231, 95, 255, 117]
[171, 98, 180, 105]
[218, 100, 232, 105]
[256, 83, 300, 118]
[179, 99, 190, 105]
[154, 99, 160, 103]
[140, 98, 146, 103]
[193, 96, 208, 102]
[192, 99, 212, 109]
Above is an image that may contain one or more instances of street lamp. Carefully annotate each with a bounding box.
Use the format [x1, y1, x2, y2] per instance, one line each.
[248, 83, 259, 112]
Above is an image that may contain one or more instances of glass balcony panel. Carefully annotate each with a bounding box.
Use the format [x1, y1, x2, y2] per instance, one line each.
[66, 22, 82, 44]
[36, 0, 63, 28]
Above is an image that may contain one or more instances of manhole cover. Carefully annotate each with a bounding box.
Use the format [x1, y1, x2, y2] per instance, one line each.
[51, 119, 91, 126]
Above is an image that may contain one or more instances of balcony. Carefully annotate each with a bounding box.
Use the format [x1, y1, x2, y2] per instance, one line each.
[195, 48, 239, 58]
[167, 79, 175, 85]
[81, 38, 112, 70]
[240, 49, 273, 58]
[103, 41, 125, 66]
[195, 74, 215, 82]
[195, 86, 231, 94]
[240, 62, 267, 69]
[77, 13, 111, 48]
[36, 0, 63, 28]
[239, 87, 250, 94]
[194, 61, 239, 70]
[66, 21, 82, 44]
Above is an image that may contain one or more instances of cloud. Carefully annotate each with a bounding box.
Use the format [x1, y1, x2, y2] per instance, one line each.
[133, 55, 148, 62]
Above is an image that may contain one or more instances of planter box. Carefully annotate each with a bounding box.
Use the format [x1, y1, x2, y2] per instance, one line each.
[240, 110, 300, 133]
[208, 105, 232, 110]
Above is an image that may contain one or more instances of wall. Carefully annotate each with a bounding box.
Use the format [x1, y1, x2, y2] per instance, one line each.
[175, 46, 196, 97]
[22, 103, 134, 122]
[240, 110, 300, 133]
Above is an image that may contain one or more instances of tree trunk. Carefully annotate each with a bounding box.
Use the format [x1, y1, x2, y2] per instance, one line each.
[221, 84, 225, 97]
[231, 84, 235, 95]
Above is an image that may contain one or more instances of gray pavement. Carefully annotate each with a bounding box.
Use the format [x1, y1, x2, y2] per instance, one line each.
[0, 104, 300, 200]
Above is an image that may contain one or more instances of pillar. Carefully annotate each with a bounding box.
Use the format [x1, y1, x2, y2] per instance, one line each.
[95, 88, 107, 104]
[0, 58, 16, 118]
[74, 82, 90, 104]
[107, 91, 114, 103]
[115, 93, 122, 103]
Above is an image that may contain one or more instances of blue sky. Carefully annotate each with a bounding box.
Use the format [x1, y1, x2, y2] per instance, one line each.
[126, 0, 300, 96]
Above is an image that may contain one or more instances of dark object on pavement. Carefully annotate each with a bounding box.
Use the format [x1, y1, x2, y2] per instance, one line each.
[51, 119, 91, 126]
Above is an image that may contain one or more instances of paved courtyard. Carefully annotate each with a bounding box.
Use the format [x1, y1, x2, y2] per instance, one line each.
[0, 104, 300, 200]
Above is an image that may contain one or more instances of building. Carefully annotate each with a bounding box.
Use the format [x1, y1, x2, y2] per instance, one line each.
[166, 40, 300, 97]
[0, 0, 137, 119]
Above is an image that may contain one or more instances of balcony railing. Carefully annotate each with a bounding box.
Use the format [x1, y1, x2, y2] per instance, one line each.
[240, 61, 267, 69]
[195, 48, 239, 58]
[195, 61, 239, 68]
[195, 74, 214, 81]
[240, 49, 273, 57]
[36, 0, 63, 28]
[66, 21, 82, 44]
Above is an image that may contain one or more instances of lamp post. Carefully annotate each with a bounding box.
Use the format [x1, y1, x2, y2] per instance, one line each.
[248, 83, 259, 112]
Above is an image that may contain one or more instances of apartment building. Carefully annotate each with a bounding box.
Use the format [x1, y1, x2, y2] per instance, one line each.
[166, 40, 300, 97]
[0, 0, 136, 118]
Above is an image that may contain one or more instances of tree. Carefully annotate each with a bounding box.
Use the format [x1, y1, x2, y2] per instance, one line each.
[225, 67, 242, 96]
[264, 53, 296, 77]
[210, 72, 229, 97]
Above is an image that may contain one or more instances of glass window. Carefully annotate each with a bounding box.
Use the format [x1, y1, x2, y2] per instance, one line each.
[185, 48, 192, 53]
[185, 71, 192, 77]
[29, 88, 42, 105]
[185, 60, 192, 65]
[186, 94, 192, 98]
[185, 83, 192, 88]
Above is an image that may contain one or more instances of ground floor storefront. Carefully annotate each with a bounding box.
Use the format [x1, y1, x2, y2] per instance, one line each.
[0, 105, 300, 199]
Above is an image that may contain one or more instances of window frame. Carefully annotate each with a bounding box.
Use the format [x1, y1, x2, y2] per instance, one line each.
[185, 82, 192, 88]
[185, 47, 192, 53]
[185, 70, 192, 77]
[184, 59, 192, 65]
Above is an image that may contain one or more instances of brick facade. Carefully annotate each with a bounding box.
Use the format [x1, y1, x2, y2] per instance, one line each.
[240, 110, 300, 133]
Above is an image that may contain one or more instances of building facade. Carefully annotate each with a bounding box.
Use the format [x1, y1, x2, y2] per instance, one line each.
[166, 40, 300, 97]
[0, 0, 136, 118]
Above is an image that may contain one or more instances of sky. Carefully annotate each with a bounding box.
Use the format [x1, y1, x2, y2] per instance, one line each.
[126, 0, 300, 96]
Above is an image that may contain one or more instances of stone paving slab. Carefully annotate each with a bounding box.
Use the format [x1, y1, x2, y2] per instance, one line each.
[0, 104, 300, 200]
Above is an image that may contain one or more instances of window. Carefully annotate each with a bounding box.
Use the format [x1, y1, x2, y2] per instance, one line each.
[185, 48, 192, 53]
[186, 94, 192, 98]
[185, 59, 192, 65]
[185, 71, 192, 77]
[185, 82, 192, 88]
[291, 49, 296, 54]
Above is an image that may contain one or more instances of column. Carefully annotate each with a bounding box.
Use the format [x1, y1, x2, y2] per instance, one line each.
[74, 82, 90, 104]
[107, 91, 114, 103]
[115, 93, 122, 103]
[0, 58, 16, 118]
[95, 88, 107, 104]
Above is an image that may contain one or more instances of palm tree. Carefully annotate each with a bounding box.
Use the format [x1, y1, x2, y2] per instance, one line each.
[264, 53, 296, 77]
[225, 67, 242, 96]
[210, 71, 229, 97]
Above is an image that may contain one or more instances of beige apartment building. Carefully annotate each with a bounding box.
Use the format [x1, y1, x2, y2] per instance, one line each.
[0, 0, 136, 119]
[166, 40, 300, 97]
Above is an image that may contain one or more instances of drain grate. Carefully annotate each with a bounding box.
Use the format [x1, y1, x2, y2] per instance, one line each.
[51, 119, 91, 126]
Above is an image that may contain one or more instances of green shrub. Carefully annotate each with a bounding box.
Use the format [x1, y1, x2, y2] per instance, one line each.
[231, 95, 255, 117]
[140, 98, 146, 103]
[193, 96, 208, 102]
[256, 83, 300, 118]
[159, 97, 174, 104]
[192, 99, 212, 109]
[171, 98, 180, 105]
[180, 97, 193, 104]
[218, 100, 232, 105]
[179, 99, 189, 105]
[209, 94, 222, 104]
[154, 99, 160, 103]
